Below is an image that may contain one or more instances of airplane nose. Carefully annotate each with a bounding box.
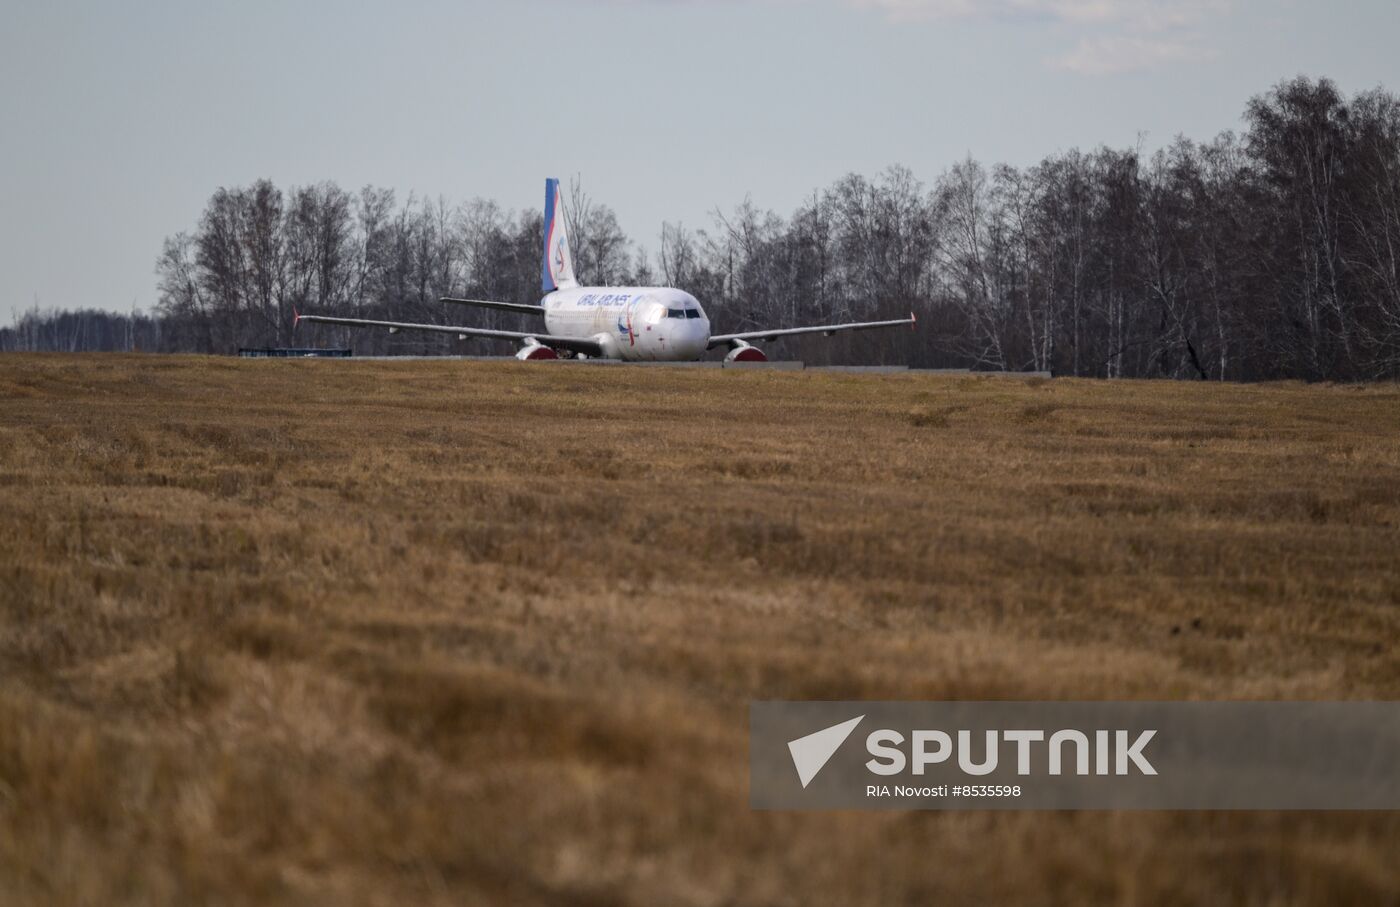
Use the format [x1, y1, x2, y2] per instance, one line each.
[678, 320, 708, 358]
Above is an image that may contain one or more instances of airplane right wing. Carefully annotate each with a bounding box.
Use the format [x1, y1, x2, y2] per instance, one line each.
[294, 313, 604, 358]
[707, 312, 917, 349]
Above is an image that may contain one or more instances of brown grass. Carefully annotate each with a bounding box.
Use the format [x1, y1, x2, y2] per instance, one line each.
[1, 354, 1399, 905]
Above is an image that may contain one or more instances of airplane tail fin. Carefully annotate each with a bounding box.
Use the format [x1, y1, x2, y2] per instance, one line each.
[542, 178, 578, 293]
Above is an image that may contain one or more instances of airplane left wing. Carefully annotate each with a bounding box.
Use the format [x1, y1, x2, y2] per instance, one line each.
[439, 297, 547, 316]
[707, 312, 916, 349]
[295, 313, 605, 358]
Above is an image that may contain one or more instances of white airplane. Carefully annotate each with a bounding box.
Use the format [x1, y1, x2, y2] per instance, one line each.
[296, 179, 916, 361]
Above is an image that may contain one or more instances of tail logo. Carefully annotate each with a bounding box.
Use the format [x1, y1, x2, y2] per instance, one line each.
[554, 237, 568, 275]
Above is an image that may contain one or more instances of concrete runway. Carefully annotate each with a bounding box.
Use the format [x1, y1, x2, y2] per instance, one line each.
[342, 355, 1051, 378]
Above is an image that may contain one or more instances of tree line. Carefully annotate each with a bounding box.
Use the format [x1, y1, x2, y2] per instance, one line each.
[5, 76, 1399, 380]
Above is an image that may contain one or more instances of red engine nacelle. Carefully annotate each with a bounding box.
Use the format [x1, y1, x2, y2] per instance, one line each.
[725, 345, 767, 363]
[515, 342, 558, 361]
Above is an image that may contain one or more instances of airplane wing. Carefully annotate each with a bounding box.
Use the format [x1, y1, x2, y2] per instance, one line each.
[294, 313, 605, 357]
[439, 297, 547, 316]
[707, 312, 917, 349]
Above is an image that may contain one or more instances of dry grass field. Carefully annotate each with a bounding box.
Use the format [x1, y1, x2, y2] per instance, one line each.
[1, 354, 1399, 906]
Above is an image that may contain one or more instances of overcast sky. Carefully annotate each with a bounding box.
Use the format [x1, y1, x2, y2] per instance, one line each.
[3, 0, 1399, 322]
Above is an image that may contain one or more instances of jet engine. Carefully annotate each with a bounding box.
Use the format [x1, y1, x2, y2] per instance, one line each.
[515, 339, 558, 360]
[724, 341, 767, 363]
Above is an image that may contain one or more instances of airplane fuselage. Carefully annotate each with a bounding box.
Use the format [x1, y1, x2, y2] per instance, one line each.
[542, 286, 710, 361]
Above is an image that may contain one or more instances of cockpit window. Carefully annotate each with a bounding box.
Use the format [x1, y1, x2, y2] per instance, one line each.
[685, 309, 703, 319]
[667, 308, 686, 319]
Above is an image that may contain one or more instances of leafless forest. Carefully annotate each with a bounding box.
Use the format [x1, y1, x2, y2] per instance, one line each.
[6, 77, 1400, 379]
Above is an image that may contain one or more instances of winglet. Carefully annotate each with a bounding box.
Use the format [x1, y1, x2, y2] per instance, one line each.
[910, 309, 918, 331]
[292, 306, 301, 329]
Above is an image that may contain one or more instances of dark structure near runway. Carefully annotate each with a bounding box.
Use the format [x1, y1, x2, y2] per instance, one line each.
[238, 348, 352, 358]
